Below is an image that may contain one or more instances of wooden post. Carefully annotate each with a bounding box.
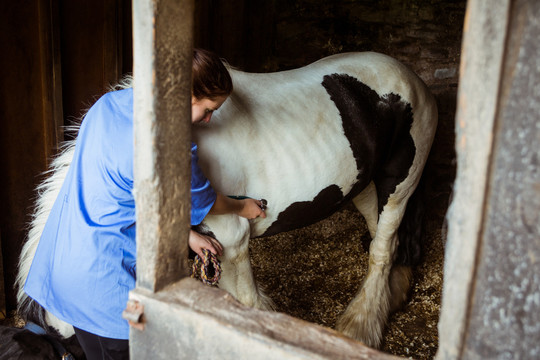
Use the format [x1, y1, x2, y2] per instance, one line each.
[436, 0, 511, 357]
[438, 0, 540, 358]
[132, 0, 193, 293]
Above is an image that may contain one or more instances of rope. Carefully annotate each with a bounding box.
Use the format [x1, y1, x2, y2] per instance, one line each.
[191, 249, 222, 286]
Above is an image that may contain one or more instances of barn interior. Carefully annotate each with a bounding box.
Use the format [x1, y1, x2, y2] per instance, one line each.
[0, 1, 466, 359]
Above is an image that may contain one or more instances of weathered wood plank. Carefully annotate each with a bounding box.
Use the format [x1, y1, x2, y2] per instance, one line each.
[132, 0, 193, 292]
[437, 0, 511, 358]
[129, 279, 400, 360]
[462, 0, 540, 358]
[439, 0, 540, 359]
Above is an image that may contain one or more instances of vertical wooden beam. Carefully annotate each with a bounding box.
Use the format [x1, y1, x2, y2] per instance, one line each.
[59, 0, 128, 127]
[0, 0, 65, 310]
[436, 0, 540, 358]
[37, 0, 64, 157]
[436, 0, 511, 358]
[102, 0, 123, 85]
[132, 0, 194, 293]
[460, 0, 540, 357]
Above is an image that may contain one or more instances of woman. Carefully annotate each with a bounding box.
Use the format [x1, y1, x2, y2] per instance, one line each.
[24, 48, 265, 359]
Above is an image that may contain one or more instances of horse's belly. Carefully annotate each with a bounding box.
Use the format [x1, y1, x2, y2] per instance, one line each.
[198, 115, 361, 238]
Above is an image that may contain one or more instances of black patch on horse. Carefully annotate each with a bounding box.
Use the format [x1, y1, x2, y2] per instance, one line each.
[321, 73, 416, 213]
[261, 185, 347, 237]
[260, 74, 418, 261]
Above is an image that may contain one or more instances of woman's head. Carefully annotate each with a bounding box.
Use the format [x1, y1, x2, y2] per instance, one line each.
[192, 48, 233, 101]
[191, 48, 232, 124]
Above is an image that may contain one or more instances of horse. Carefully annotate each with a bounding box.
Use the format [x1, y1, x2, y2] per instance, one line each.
[17, 52, 437, 348]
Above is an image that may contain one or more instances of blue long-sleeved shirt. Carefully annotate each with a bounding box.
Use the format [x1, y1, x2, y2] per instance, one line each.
[25, 88, 216, 339]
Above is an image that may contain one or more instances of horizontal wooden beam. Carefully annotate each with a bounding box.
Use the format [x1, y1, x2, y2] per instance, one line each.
[129, 279, 399, 359]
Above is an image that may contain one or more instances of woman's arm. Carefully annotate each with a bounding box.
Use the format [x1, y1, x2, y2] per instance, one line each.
[190, 194, 265, 258]
[209, 193, 266, 219]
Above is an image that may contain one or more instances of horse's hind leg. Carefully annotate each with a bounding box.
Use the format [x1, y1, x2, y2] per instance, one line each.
[200, 215, 274, 310]
[338, 184, 414, 348]
[352, 181, 379, 239]
[352, 182, 413, 314]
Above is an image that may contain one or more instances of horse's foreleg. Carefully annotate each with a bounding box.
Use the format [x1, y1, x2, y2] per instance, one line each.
[202, 215, 274, 310]
[336, 200, 409, 348]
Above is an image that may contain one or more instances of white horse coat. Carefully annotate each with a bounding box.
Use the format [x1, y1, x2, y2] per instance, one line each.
[18, 52, 437, 348]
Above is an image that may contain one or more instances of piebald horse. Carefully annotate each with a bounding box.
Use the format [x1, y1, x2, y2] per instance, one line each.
[17, 52, 437, 348]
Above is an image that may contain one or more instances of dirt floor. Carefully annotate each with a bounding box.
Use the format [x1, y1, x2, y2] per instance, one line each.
[250, 202, 445, 359]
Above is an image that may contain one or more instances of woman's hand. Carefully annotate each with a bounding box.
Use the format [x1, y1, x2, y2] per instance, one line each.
[238, 198, 267, 219]
[210, 193, 267, 219]
[189, 229, 223, 258]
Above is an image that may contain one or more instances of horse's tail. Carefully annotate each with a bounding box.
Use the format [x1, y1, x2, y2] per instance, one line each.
[16, 138, 78, 337]
[395, 176, 426, 267]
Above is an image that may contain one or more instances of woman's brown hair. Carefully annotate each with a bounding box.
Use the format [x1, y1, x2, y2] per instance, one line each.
[192, 48, 233, 100]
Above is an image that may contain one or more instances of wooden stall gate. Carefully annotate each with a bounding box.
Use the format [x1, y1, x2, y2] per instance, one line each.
[127, 0, 539, 359]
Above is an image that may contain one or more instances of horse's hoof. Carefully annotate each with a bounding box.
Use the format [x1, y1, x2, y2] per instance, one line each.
[336, 314, 384, 348]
